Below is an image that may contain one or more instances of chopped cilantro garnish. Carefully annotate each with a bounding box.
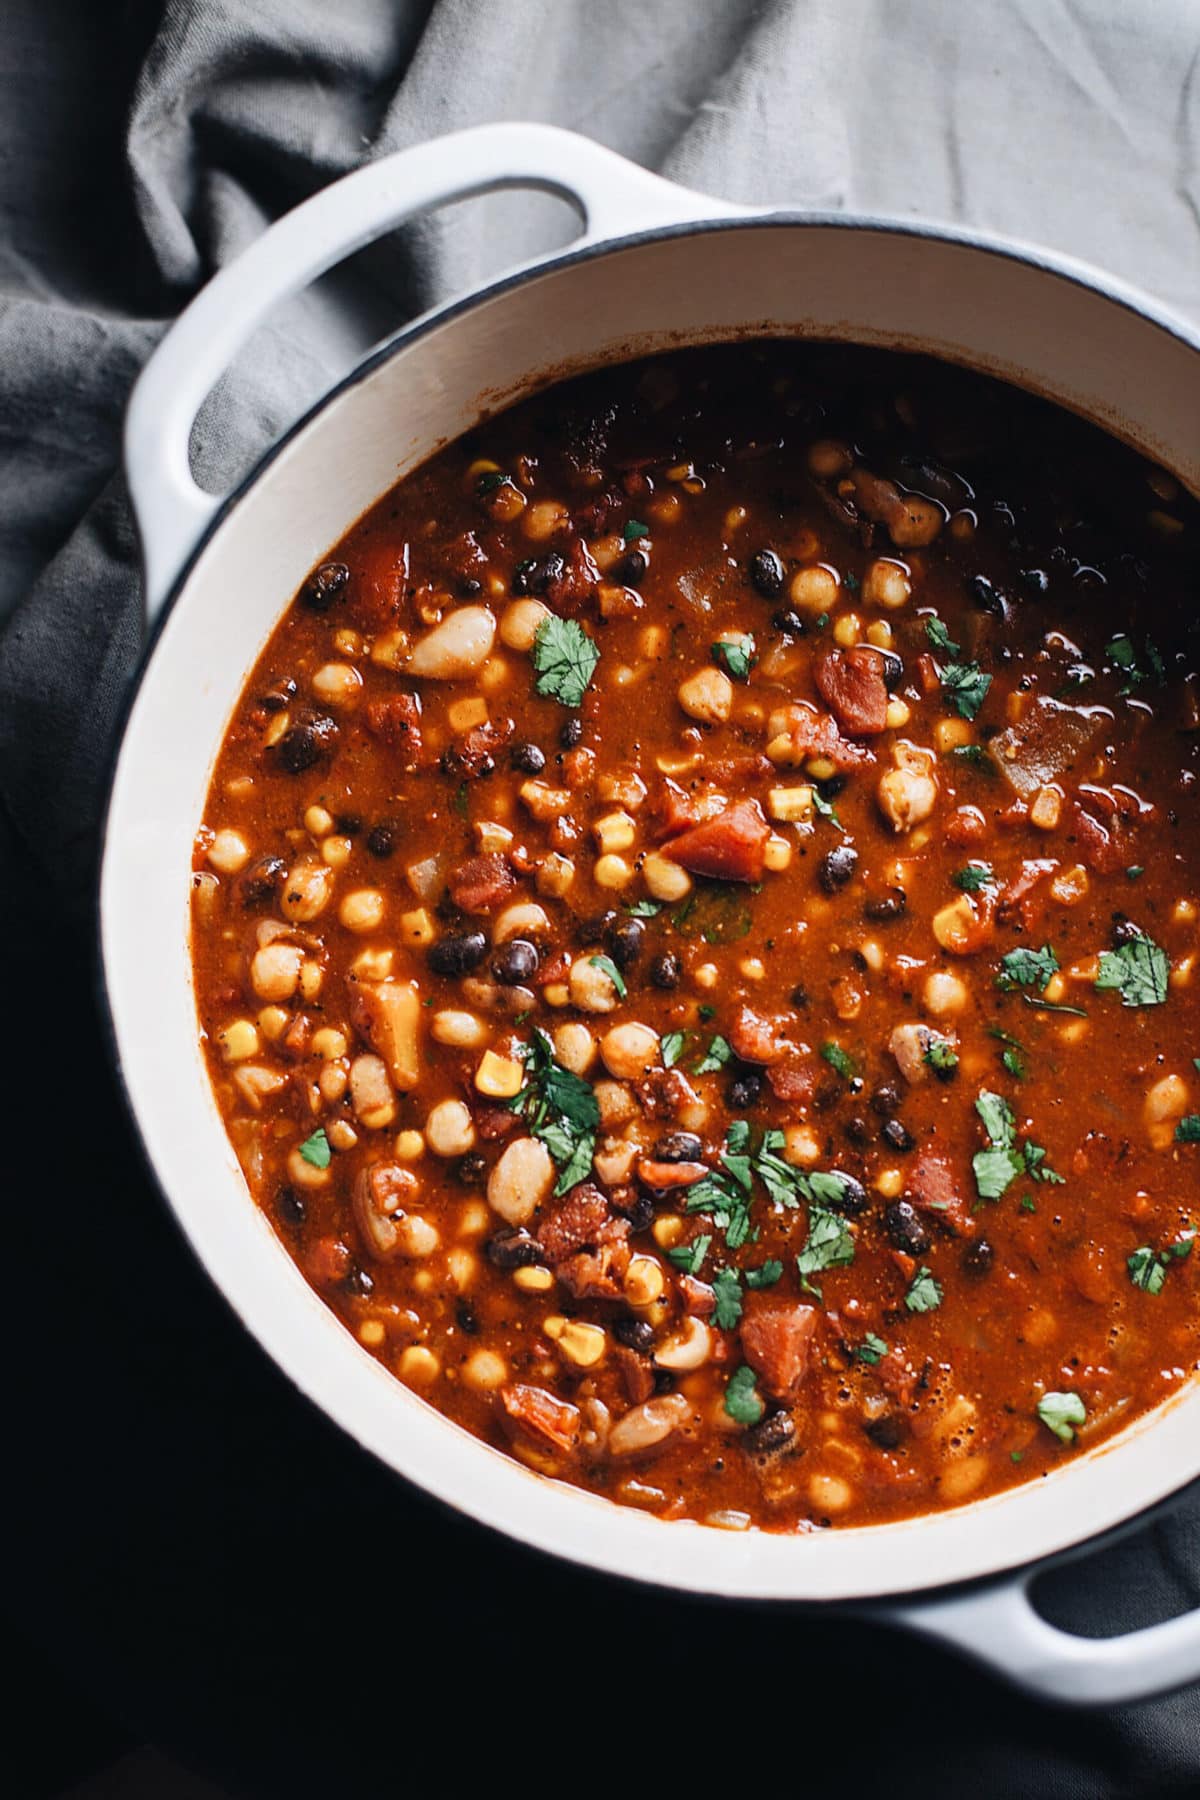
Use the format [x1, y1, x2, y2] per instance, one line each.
[1177, 1116, 1200, 1144]
[452, 781, 469, 817]
[712, 633, 756, 681]
[531, 615, 599, 707]
[588, 953, 627, 998]
[973, 1145, 1026, 1201]
[699, 1004, 716, 1022]
[693, 1033, 733, 1075]
[1106, 633, 1166, 693]
[976, 1090, 1016, 1145]
[796, 1205, 855, 1299]
[1096, 932, 1168, 1008]
[905, 1266, 944, 1313]
[973, 1089, 1063, 1198]
[924, 1035, 959, 1078]
[711, 1267, 745, 1330]
[508, 1027, 601, 1196]
[745, 1259, 784, 1289]
[1019, 1195, 1037, 1213]
[685, 1121, 756, 1250]
[812, 788, 842, 828]
[1128, 1227, 1195, 1292]
[1037, 1390, 1086, 1444]
[925, 615, 961, 658]
[951, 743, 996, 776]
[298, 1128, 331, 1170]
[821, 1040, 857, 1081]
[660, 1030, 687, 1069]
[855, 1332, 889, 1365]
[623, 518, 649, 541]
[626, 899, 663, 918]
[724, 1364, 765, 1426]
[940, 659, 992, 721]
[474, 469, 510, 494]
[996, 944, 1059, 993]
[1126, 866, 1145, 881]
[1003, 1047, 1026, 1079]
[667, 1233, 711, 1276]
[954, 862, 994, 892]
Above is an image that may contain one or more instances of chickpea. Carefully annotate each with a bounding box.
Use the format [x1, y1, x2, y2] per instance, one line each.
[789, 565, 839, 614]
[207, 828, 250, 874]
[249, 941, 303, 1002]
[569, 956, 621, 1013]
[678, 667, 733, 724]
[809, 1473, 855, 1515]
[500, 597, 550, 651]
[425, 1098, 477, 1158]
[463, 1349, 508, 1390]
[522, 499, 570, 541]
[924, 970, 969, 1017]
[878, 763, 937, 833]
[310, 662, 362, 707]
[863, 559, 912, 609]
[600, 1022, 660, 1080]
[280, 861, 332, 922]
[338, 888, 385, 933]
[554, 1021, 597, 1074]
[398, 1346, 440, 1385]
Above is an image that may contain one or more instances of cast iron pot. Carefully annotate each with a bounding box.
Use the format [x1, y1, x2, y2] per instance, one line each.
[101, 123, 1200, 1705]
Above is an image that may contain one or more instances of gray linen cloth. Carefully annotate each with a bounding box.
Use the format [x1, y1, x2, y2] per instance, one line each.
[3, 3, 1199, 1794]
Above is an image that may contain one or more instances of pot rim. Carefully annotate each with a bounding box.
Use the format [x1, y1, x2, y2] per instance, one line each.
[99, 207, 1200, 1603]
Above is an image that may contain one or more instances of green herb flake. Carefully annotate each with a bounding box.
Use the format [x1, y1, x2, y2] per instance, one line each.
[1126, 866, 1145, 881]
[996, 944, 1059, 993]
[474, 469, 510, 495]
[1127, 1245, 1168, 1295]
[1176, 1115, 1200, 1144]
[452, 781, 469, 817]
[940, 659, 993, 721]
[693, 1033, 733, 1075]
[821, 1040, 857, 1081]
[660, 1030, 687, 1069]
[1003, 1046, 1027, 1080]
[1019, 1195, 1037, 1214]
[668, 1233, 711, 1276]
[712, 633, 756, 681]
[745, 1258, 784, 1290]
[905, 1266, 944, 1314]
[796, 1205, 855, 1299]
[812, 788, 843, 829]
[1037, 1390, 1086, 1444]
[925, 615, 961, 658]
[298, 1128, 331, 1170]
[626, 899, 663, 918]
[855, 1332, 889, 1366]
[951, 743, 996, 776]
[1096, 933, 1169, 1008]
[954, 862, 994, 892]
[724, 1364, 765, 1427]
[508, 1027, 601, 1196]
[711, 1267, 745, 1330]
[588, 953, 627, 999]
[924, 1036, 959, 1077]
[531, 615, 600, 708]
[623, 518, 650, 541]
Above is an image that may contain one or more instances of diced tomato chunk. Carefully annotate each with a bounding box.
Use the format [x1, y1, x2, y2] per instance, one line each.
[769, 703, 874, 771]
[664, 799, 770, 883]
[349, 540, 409, 630]
[448, 853, 516, 913]
[906, 1152, 973, 1235]
[740, 1302, 819, 1400]
[814, 645, 889, 735]
[365, 692, 423, 765]
[501, 1384, 581, 1453]
[729, 1004, 789, 1065]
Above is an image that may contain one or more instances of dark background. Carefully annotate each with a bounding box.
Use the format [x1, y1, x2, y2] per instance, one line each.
[4, 3, 1200, 1795]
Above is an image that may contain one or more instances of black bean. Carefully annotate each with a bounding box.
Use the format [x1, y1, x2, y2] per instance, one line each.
[456, 1300, 481, 1335]
[510, 741, 546, 775]
[790, 983, 810, 1008]
[864, 1414, 907, 1450]
[650, 952, 681, 989]
[653, 1369, 677, 1395]
[512, 551, 566, 596]
[492, 939, 538, 985]
[605, 917, 644, 970]
[843, 1116, 872, 1147]
[962, 1238, 995, 1278]
[485, 1228, 542, 1269]
[237, 854, 287, 909]
[870, 1082, 902, 1117]
[301, 561, 349, 612]
[727, 1071, 763, 1109]
[877, 649, 905, 691]
[336, 812, 363, 835]
[744, 1410, 796, 1456]
[828, 1173, 868, 1215]
[277, 713, 338, 774]
[276, 1184, 306, 1226]
[366, 823, 397, 858]
[261, 677, 297, 712]
[772, 607, 808, 637]
[881, 1118, 914, 1152]
[652, 1131, 703, 1164]
[819, 844, 858, 893]
[749, 548, 786, 597]
[614, 548, 648, 587]
[457, 577, 482, 598]
[884, 1199, 930, 1255]
[1021, 567, 1050, 596]
[560, 716, 584, 749]
[455, 1152, 488, 1187]
[428, 931, 489, 977]
[970, 573, 1004, 615]
[864, 887, 907, 922]
[612, 1188, 655, 1232]
[576, 910, 616, 946]
[345, 1264, 374, 1297]
[614, 1317, 655, 1353]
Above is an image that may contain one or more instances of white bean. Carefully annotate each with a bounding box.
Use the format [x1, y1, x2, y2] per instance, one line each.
[407, 605, 495, 679]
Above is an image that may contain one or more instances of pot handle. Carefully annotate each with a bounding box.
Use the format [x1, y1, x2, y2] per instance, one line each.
[871, 1563, 1200, 1706]
[125, 121, 747, 622]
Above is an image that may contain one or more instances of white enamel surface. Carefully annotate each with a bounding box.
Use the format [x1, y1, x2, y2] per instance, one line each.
[104, 218, 1200, 1604]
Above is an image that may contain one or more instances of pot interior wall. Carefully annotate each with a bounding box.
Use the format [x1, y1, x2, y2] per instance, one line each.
[101, 221, 1200, 1600]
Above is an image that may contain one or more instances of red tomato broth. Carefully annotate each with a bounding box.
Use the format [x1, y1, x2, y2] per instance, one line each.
[190, 343, 1200, 1532]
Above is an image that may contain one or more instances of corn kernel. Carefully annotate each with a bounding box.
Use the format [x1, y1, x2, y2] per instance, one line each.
[594, 853, 633, 889]
[555, 1319, 607, 1368]
[866, 620, 894, 650]
[448, 695, 489, 733]
[475, 1050, 524, 1098]
[400, 907, 434, 945]
[1030, 785, 1063, 831]
[875, 1167, 904, 1199]
[763, 833, 793, 871]
[399, 1346, 440, 1385]
[311, 1027, 347, 1060]
[885, 698, 911, 729]
[218, 1019, 260, 1062]
[594, 810, 637, 855]
[833, 611, 861, 648]
[393, 1129, 425, 1161]
[768, 784, 814, 824]
[652, 1217, 683, 1249]
[514, 1265, 554, 1293]
[934, 717, 974, 752]
[543, 982, 570, 1008]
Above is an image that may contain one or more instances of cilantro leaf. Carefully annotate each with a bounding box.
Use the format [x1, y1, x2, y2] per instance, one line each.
[905, 1266, 944, 1313]
[1037, 1390, 1086, 1444]
[1003, 1046, 1026, 1079]
[812, 788, 842, 828]
[623, 518, 649, 541]
[976, 1090, 1016, 1148]
[954, 862, 994, 892]
[509, 1027, 601, 1197]
[531, 615, 599, 707]
[1176, 1115, 1200, 1144]
[1096, 933, 1168, 1008]
[821, 1040, 857, 1081]
[951, 742, 996, 776]
[940, 659, 992, 721]
[973, 1145, 1025, 1200]
[724, 1364, 765, 1426]
[668, 1233, 711, 1276]
[924, 1035, 959, 1078]
[1023, 1139, 1065, 1185]
[796, 1204, 855, 1298]
[693, 1033, 732, 1075]
[660, 1030, 687, 1069]
[626, 899, 663, 918]
[298, 1128, 331, 1170]
[996, 944, 1059, 992]
[711, 1267, 745, 1330]
[588, 953, 627, 998]
[1127, 1245, 1167, 1295]
[745, 1259, 784, 1289]
[855, 1332, 889, 1365]
[925, 615, 961, 658]
[712, 634, 756, 681]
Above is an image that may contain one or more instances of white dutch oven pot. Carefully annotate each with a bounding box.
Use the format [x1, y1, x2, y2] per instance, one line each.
[103, 123, 1200, 1705]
